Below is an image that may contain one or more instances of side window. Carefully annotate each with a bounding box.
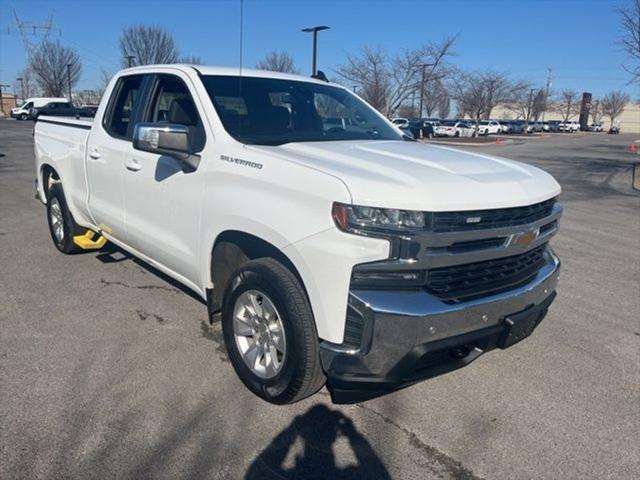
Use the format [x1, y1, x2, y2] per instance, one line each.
[145, 75, 205, 152]
[104, 75, 144, 139]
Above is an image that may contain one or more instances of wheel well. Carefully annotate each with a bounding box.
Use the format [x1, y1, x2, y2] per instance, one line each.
[41, 164, 60, 201]
[210, 231, 304, 311]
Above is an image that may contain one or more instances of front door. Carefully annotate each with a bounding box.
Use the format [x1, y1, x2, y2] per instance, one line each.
[122, 73, 208, 284]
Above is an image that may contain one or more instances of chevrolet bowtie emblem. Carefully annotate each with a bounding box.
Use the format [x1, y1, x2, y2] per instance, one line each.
[509, 228, 540, 247]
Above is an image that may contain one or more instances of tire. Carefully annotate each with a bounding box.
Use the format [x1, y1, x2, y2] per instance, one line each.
[20, 113, 28, 121]
[221, 258, 326, 404]
[46, 183, 84, 254]
[454, 131, 460, 137]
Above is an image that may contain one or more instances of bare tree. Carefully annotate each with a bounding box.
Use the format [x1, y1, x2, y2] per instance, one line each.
[449, 69, 514, 128]
[555, 90, 580, 123]
[590, 99, 604, 125]
[617, 0, 640, 84]
[422, 79, 448, 117]
[119, 25, 179, 67]
[601, 90, 631, 127]
[506, 82, 542, 124]
[256, 51, 298, 73]
[437, 93, 450, 119]
[13, 66, 39, 100]
[29, 40, 81, 97]
[73, 90, 102, 105]
[179, 55, 202, 65]
[337, 36, 456, 116]
[337, 46, 390, 113]
[531, 88, 548, 120]
[395, 104, 417, 119]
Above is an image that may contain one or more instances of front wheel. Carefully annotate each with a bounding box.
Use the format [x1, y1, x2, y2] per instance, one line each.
[221, 258, 326, 404]
[20, 113, 28, 121]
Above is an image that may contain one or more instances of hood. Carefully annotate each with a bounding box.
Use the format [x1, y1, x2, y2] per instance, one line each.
[250, 140, 561, 212]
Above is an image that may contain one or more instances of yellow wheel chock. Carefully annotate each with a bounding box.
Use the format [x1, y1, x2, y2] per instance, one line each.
[73, 230, 107, 250]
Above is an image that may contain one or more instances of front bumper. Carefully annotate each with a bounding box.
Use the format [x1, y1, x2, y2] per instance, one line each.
[320, 249, 560, 403]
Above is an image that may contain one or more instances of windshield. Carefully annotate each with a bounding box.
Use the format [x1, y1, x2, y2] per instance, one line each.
[201, 75, 402, 145]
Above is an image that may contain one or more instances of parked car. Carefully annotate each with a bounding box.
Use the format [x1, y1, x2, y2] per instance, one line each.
[391, 117, 409, 128]
[29, 101, 76, 120]
[588, 123, 603, 132]
[477, 120, 502, 136]
[498, 121, 512, 134]
[10, 97, 68, 120]
[524, 121, 541, 134]
[77, 104, 99, 118]
[608, 125, 620, 134]
[559, 121, 579, 133]
[33, 65, 562, 405]
[412, 118, 439, 139]
[546, 120, 561, 132]
[391, 118, 422, 138]
[434, 120, 476, 137]
[508, 120, 526, 134]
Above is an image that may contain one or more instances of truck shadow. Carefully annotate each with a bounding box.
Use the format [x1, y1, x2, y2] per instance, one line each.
[95, 243, 205, 305]
[245, 404, 391, 480]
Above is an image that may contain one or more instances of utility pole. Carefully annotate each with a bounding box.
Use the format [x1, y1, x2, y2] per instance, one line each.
[66, 63, 72, 103]
[526, 88, 534, 127]
[16, 77, 25, 103]
[418, 63, 434, 119]
[352, 85, 358, 94]
[542, 67, 552, 121]
[0, 84, 10, 117]
[124, 55, 135, 68]
[301, 26, 330, 76]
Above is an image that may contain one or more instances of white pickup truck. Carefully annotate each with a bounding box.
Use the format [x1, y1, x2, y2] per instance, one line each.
[33, 65, 562, 404]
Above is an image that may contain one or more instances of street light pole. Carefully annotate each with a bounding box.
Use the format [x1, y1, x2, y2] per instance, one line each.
[66, 63, 72, 103]
[17, 77, 25, 103]
[301, 26, 330, 76]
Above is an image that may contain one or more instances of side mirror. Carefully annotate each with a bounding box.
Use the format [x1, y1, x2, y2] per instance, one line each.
[132, 123, 200, 171]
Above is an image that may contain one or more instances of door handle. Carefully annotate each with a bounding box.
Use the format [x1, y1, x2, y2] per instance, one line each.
[124, 159, 141, 172]
[88, 148, 101, 159]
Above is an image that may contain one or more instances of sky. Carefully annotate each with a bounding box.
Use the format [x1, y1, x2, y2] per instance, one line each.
[0, 0, 638, 99]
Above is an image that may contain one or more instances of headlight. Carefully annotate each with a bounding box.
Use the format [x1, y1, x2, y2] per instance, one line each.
[332, 202, 426, 234]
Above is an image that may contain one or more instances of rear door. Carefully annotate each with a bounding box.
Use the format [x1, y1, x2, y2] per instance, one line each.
[86, 74, 147, 241]
[122, 73, 208, 283]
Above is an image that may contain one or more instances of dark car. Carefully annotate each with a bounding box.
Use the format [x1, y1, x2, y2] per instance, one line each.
[546, 120, 561, 132]
[76, 104, 99, 118]
[410, 118, 440, 139]
[29, 101, 77, 120]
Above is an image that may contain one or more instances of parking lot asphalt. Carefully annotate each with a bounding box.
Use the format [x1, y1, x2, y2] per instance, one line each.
[1, 119, 639, 480]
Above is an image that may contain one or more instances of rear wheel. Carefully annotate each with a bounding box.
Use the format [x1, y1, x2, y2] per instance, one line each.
[46, 183, 84, 254]
[221, 258, 326, 404]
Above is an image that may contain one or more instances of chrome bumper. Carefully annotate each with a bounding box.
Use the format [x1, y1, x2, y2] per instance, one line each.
[321, 248, 560, 403]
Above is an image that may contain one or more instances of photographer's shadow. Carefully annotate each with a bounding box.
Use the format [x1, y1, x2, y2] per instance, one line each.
[245, 404, 391, 480]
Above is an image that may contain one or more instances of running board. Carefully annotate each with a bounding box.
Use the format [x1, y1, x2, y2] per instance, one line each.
[73, 230, 107, 250]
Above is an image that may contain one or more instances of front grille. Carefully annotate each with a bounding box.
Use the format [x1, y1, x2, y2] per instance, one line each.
[425, 244, 548, 303]
[431, 198, 556, 232]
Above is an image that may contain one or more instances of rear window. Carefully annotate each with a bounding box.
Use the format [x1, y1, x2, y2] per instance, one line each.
[103, 75, 144, 139]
